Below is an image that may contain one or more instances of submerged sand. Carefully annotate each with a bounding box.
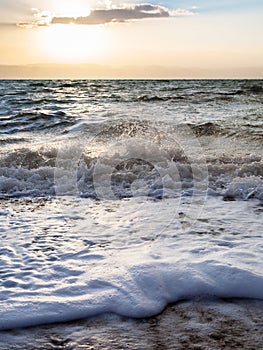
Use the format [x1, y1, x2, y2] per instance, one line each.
[0, 298, 263, 349]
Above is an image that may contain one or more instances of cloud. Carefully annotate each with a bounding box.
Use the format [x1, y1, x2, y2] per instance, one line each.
[51, 4, 169, 25]
[172, 9, 195, 16]
[17, 9, 53, 28]
[17, 3, 195, 28]
[171, 8, 195, 17]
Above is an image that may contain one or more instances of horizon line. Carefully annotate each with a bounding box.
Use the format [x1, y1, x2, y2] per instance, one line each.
[0, 63, 262, 80]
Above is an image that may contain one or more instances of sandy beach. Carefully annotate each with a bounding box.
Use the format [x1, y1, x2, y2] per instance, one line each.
[1, 298, 263, 349]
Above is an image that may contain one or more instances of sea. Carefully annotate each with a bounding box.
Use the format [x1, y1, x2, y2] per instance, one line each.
[0, 80, 262, 338]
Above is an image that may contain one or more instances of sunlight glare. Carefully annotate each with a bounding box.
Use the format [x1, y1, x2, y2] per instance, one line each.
[38, 24, 108, 63]
[52, 0, 90, 17]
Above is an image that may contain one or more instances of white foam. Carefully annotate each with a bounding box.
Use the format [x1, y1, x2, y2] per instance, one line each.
[225, 176, 263, 200]
[1, 251, 263, 330]
[0, 139, 262, 200]
[0, 196, 262, 330]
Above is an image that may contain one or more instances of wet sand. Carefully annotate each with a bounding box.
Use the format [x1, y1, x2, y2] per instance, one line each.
[1, 298, 263, 349]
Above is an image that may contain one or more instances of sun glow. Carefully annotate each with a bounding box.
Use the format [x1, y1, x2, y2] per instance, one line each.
[38, 24, 109, 63]
[51, 0, 90, 17]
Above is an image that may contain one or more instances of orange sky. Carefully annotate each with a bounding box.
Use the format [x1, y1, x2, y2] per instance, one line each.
[0, 1, 263, 78]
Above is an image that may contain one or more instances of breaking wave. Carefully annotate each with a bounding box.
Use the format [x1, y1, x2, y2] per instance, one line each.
[0, 120, 262, 201]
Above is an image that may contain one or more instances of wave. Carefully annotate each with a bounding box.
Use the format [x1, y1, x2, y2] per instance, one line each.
[245, 83, 263, 94]
[0, 128, 262, 200]
[68, 118, 262, 143]
[188, 122, 224, 136]
[186, 121, 263, 143]
[130, 91, 253, 104]
[137, 95, 185, 102]
[0, 111, 75, 134]
[0, 136, 28, 146]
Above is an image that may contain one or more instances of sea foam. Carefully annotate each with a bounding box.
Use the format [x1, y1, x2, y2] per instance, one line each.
[1, 247, 263, 330]
[0, 196, 262, 330]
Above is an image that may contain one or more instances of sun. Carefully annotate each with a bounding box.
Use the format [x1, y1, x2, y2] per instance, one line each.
[37, 24, 109, 64]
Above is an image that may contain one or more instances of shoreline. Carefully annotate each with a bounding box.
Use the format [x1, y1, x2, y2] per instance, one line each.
[1, 298, 263, 349]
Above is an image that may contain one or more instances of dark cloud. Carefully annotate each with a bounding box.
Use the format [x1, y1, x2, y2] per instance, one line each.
[17, 3, 195, 28]
[51, 4, 169, 25]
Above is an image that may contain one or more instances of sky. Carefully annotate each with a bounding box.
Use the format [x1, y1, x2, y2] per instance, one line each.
[0, 0, 263, 78]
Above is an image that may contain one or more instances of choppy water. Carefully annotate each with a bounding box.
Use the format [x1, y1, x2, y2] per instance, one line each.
[0, 80, 262, 333]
